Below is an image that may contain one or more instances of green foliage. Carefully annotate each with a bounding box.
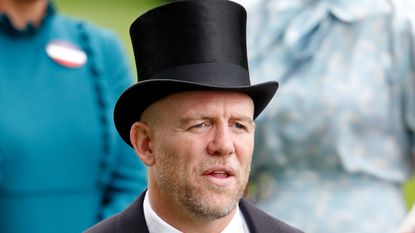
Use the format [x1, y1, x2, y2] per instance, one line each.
[404, 176, 415, 210]
[55, 0, 168, 75]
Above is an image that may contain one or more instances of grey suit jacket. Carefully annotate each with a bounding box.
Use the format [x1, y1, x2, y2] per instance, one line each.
[84, 191, 303, 233]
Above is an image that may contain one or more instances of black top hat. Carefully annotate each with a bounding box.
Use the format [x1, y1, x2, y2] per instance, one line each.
[114, 0, 278, 146]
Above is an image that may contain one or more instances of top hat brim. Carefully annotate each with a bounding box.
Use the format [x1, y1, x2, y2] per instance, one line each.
[114, 78, 278, 147]
[116, 0, 279, 147]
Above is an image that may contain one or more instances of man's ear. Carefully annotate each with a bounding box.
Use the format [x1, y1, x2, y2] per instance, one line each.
[130, 122, 155, 166]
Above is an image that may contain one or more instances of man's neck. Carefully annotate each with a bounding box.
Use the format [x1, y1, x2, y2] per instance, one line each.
[0, 0, 48, 29]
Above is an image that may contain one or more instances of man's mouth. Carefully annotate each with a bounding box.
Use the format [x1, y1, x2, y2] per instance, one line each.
[210, 170, 230, 178]
[202, 167, 236, 186]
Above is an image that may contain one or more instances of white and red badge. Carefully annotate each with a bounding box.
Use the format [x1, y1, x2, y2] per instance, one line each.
[46, 40, 87, 68]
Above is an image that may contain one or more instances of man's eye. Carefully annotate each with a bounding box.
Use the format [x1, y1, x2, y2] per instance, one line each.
[192, 122, 208, 128]
[233, 122, 247, 130]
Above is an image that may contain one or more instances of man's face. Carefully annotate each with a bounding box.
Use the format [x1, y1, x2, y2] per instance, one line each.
[145, 91, 255, 220]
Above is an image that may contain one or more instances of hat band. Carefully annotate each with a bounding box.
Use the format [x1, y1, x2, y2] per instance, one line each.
[147, 63, 250, 87]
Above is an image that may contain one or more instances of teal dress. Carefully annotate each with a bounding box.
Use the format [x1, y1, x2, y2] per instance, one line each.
[0, 3, 147, 233]
[247, 0, 415, 232]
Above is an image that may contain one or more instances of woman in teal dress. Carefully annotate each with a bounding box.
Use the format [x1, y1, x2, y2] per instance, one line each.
[247, 0, 415, 232]
[0, 1, 147, 232]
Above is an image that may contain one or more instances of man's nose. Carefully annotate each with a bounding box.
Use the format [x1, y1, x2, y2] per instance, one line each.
[206, 125, 235, 156]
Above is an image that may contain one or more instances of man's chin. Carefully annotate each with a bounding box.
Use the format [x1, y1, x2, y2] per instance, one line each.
[182, 185, 241, 215]
[188, 196, 239, 219]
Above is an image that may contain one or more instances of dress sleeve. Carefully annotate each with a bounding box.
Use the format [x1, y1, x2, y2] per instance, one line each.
[386, 0, 415, 169]
[100, 137, 147, 219]
[88, 27, 148, 219]
[400, 1, 415, 164]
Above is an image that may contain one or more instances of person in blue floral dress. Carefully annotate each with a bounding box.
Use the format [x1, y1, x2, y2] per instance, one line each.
[246, 0, 415, 232]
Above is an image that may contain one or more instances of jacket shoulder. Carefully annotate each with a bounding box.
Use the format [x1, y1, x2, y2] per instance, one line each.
[83, 214, 119, 233]
[239, 198, 303, 233]
[83, 192, 149, 233]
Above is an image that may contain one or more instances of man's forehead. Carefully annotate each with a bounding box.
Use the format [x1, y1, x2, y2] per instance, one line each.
[165, 90, 253, 102]
[168, 91, 254, 117]
[142, 90, 254, 121]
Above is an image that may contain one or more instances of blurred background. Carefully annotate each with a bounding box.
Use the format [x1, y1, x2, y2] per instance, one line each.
[55, 0, 415, 210]
[55, 0, 167, 75]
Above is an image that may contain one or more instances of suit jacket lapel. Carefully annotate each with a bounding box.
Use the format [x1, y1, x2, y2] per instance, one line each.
[239, 198, 299, 233]
[116, 191, 149, 233]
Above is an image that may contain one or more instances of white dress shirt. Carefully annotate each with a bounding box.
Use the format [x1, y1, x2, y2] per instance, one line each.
[143, 192, 250, 233]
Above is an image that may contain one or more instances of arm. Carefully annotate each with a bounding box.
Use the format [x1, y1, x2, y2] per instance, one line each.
[87, 26, 147, 219]
[100, 140, 147, 219]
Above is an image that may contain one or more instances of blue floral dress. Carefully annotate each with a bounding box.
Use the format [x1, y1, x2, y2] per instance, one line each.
[247, 0, 415, 232]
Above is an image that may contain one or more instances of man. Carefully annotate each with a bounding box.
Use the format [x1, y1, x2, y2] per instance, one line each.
[85, 0, 303, 232]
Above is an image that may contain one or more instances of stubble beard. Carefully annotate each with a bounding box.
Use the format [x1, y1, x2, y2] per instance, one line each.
[156, 149, 248, 220]
[179, 167, 246, 220]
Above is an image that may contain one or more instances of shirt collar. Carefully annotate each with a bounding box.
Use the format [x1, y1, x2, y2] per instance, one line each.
[222, 205, 250, 233]
[143, 192, 250, 233]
